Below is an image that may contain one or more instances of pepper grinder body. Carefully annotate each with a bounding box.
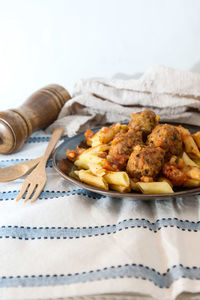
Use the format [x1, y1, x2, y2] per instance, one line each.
[0, 84, 71, 154]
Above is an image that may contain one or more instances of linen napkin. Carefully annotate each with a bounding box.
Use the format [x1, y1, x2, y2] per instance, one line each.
[46, 65, 200, 136]
[1, 65, 200, 300]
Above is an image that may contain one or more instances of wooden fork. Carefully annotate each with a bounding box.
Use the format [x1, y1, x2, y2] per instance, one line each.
[16, 128, 64, 203]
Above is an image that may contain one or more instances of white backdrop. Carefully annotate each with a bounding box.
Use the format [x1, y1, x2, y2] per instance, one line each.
[0, 0, 200, 110]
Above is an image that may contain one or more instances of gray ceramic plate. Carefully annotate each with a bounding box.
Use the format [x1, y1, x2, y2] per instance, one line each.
[53, 123, 200, 199]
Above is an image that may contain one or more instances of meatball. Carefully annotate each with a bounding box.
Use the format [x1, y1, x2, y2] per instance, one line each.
[105, 129, 143, 171]
[126, 145, 165, 180]
[147, 124, 182, 159]
[128, 110, 158, 135]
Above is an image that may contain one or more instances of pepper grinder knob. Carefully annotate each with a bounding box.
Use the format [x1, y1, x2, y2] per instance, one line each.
[0, 84, 71, 154]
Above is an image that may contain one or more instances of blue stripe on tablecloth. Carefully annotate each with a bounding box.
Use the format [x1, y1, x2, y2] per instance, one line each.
[25, 137, 51, 143]
[0, 264, 199, 288]
[0, 189, 106, 201]
[24, 136, 67, 143]
[0, 189, 105, 201]
[0, 218, 199, 240]
[0, 159, 52, 168]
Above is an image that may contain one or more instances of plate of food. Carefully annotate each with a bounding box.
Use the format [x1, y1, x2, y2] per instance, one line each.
[53, 110, 200, 199]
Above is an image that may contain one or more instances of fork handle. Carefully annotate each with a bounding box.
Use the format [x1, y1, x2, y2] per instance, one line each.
[40, 128, 64, 165]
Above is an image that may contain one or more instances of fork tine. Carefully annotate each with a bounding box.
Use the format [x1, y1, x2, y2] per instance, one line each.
[16, 182, 30, 202]
[30, 185, 44, 203]
[24, 183, 37, 203]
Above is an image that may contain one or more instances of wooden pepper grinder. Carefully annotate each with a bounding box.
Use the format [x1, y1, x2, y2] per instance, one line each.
[0, 84, 71, 154]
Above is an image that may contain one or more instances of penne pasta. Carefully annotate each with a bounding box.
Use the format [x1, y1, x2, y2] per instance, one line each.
[136, 182, 174, 194]
[193, 158, 200, 168]
[183, 178, 200, 188]
[104, 171, 130, 187]
[76, 170, 109, 190]
[74, 145, 109, 170]
[91, 123, 122, 147]
[85, 144, 110, 153]
[193, 132, 200, 149]
[130, 179, 140, 191]
[109, 184, 131, 193]
[182, 152, 198, 167]
[88, 163, 106, 176]
[183, 166, 200, 181]
[177, 126, 200, 159]
[74, 155, 104, 170]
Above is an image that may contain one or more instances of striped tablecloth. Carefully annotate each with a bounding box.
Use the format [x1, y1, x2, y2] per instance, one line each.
[0, 131, 200, 300]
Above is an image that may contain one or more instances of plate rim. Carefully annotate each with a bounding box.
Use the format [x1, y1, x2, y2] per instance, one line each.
[52, 122, 200, 200]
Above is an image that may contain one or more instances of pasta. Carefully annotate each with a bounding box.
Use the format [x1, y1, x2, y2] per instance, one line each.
[75, 170, 109, 190]
[62, 109, 200, 195]
[74, 145, 109, 170]
[136, 182, 174, 194]
[183, 178, 200, 188]
[182, 152, 198, 167]
[85, 123, 127, 147]
[193, 132, 200, 148]
[130, 179, 140, 191]
[103, 171, 130, 187]
[177, 126, 200, 159]
[109, 184, 131, 193]
[183, 166, 200, 181]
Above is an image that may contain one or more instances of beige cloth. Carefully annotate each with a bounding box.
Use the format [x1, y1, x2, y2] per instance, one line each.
[46, 65, 200, 136]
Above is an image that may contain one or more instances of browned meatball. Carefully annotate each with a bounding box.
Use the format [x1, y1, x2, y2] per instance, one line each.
[126, 145, 165, 180]
[128, 110, 158, 135]
[105, 129, 143, 171]
[147, 124, 182, 159]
